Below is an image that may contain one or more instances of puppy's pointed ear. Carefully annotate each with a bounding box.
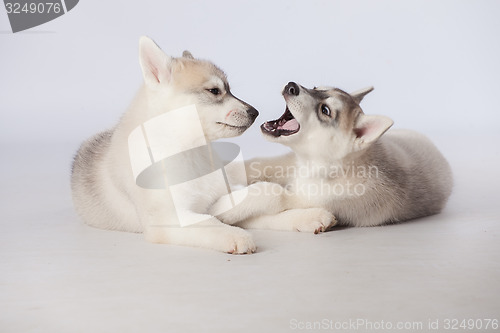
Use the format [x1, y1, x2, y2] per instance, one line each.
[182, 50, 194, 59]
[139, 36, 173, 87]
[351, 86, 374, 104]
[353, 114, 393, 151]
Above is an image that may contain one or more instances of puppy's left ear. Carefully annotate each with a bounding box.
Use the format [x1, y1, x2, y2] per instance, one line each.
[182, 50, 194, 59]
[353, 114, 393, 151]
[351, 86, 374, 104]
[139, 36, 173, 87]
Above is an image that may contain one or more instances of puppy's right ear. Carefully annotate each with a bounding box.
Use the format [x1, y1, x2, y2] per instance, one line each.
[139, 36, 173, 87]
[182, 50, 194, 59]
[351, 86, 374, 104]
[353, 114, 393, 151]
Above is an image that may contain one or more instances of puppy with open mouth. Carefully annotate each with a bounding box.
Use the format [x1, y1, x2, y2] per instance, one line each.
[231, 82, 453, 229]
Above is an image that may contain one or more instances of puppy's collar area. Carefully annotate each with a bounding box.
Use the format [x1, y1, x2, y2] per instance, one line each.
[261, 107, 300, 137]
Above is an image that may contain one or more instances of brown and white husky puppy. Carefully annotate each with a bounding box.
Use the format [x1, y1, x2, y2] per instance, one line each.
[72, 37, 260, 254]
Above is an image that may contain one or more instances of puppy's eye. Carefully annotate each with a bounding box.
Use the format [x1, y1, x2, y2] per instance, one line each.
[321, 104, 331, 116]
[208, 88, 220, 95]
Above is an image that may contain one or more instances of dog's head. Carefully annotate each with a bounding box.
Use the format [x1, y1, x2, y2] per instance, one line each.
[261, 82, 393, 161]
[138, 36, 258, 141]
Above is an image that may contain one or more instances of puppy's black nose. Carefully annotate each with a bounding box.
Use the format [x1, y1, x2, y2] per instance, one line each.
[246, 107, 259, 120]
[284, 82, 300, 96]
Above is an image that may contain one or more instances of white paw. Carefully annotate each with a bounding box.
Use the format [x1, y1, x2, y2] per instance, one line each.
[219, 228, 256, 255]
[292, 208, 337, 234]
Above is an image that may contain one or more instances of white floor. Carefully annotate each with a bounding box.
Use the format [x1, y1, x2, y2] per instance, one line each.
[1, 135, 499, 333]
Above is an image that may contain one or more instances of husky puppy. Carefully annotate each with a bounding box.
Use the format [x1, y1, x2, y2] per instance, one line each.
[224, 82, 452, 228]
[71, 37, 260, 254]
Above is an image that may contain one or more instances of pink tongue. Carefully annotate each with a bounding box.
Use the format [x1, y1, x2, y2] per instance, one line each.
[281, 119, 299, 131]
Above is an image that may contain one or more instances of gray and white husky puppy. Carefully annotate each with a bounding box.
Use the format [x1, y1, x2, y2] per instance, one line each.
[72, 37, 261, 254]
[219, 82, 452, 229]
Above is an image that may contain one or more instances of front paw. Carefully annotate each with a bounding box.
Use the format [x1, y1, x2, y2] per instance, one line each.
[220, 228, 256, 254]
[292, 208, 337, 234]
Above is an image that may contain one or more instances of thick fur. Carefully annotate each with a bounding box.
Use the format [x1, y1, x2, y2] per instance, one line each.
[214, 83, 452, 228]
[72, 37, 265, 253]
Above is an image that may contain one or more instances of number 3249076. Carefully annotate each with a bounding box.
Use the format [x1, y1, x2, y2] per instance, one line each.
[5, 2, 62, 14]
[443, 319, 498, 330]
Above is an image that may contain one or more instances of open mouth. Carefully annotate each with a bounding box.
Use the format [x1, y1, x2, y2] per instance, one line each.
[261, 107, 300, 137]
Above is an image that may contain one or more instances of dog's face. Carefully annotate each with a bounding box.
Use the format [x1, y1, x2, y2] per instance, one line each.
[139, 37, 258, 141]
[261, 82, 393, 161]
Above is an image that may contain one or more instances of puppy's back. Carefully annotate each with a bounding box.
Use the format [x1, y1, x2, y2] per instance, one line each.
[71, 129, 140, 232]
[377, 129, 453, 221]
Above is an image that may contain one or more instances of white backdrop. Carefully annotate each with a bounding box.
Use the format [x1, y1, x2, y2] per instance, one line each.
[2, 2, 500, 331]
[1, 0, 499, 157]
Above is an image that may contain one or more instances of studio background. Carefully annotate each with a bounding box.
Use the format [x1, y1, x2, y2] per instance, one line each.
[2, 0, 499, 148]
[1, 1, 499, 332]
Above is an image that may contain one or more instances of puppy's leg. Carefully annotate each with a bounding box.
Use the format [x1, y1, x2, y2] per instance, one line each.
[137, 191, 255, 253]
[144, 214, 256, 254]
[237, 208, 337, 234]
[209, 181, 291, 225]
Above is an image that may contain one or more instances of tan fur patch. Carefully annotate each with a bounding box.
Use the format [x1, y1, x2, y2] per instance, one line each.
[171, 59, 227, 92]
